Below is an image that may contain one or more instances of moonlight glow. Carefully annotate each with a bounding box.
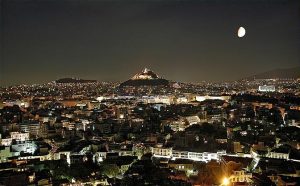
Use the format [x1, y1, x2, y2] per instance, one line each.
[238, 27, 246, 37]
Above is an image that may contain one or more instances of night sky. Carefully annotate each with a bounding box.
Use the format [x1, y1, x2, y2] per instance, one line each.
[1, 0, 299, 86]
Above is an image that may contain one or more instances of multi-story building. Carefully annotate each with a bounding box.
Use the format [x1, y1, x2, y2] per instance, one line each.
[1, 138, 12, 146]
[19, 123, 40, 136]
[10, 132, 30, 142]
[11, 141, 37, 156]
[151, 147, 172, 158]
[229, 170, 252, 183]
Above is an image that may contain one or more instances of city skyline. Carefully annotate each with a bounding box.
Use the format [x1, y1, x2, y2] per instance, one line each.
[1, 0, 300, 86]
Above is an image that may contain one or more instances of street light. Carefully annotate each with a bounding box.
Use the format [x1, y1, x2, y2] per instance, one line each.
[222, 177, 229, 186]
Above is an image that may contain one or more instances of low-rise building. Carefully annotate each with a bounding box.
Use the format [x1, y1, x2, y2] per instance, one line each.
[229, 170, 252, 183]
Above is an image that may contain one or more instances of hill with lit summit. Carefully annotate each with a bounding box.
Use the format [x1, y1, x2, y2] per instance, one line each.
[119, 68, 169, 87]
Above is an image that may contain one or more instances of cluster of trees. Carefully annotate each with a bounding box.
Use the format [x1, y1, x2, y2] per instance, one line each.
[43, 160, 99, 181]
[121, 159, 188, 186]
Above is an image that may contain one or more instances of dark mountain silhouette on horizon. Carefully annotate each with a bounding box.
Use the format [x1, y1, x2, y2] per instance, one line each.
[246, 66, 300, 80]
[55, 78, 97, 83]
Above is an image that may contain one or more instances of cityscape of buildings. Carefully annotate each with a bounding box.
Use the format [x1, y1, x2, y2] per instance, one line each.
[0, 68, 300, 185]
[1, 0, 300, 185]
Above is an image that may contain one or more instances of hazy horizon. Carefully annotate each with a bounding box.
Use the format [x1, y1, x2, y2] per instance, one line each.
[1, 65, 299, 87]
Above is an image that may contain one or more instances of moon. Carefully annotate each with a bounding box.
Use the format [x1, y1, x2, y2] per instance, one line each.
[238, 27, 246, 37]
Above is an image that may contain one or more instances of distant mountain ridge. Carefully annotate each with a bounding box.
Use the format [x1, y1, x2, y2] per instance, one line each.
[246, 66, 300, 80]
[55, 78, 97, 83]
